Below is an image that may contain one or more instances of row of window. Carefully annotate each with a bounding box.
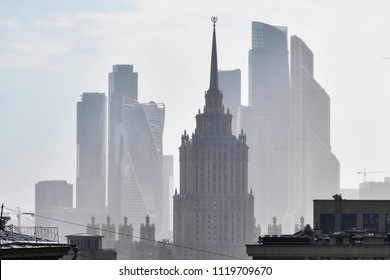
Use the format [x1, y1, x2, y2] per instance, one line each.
[320, 213, 390, 234]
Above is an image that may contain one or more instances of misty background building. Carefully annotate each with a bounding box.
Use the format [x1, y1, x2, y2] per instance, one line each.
[108, 64, 138, 225]
[218, 69, 241, 135]
[287, 35, 340, 228]
[162, 155, 174, 239]
[359, 177, 390, 200]
[119, 98, 165, 237]
[76, 92, 107, 218]
[35, 180, 75, 234]
[238, 21, 290, 229]
[107, 64, 168, 237]
[173, 20, 255, 259]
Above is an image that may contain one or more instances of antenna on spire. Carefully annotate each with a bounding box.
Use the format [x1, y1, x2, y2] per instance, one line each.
[211, 16, 218, 26]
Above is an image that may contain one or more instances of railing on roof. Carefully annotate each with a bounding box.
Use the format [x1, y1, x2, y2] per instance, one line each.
[2, 225, 59, 243]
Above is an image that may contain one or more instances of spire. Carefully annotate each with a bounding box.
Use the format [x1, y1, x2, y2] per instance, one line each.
[209, 16, 219, 90]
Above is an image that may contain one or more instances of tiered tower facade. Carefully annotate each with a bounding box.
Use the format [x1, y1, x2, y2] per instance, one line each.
[173, 18, 255, 260]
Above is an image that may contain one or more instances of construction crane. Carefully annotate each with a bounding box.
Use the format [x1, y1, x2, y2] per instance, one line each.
[1, 206, 34, 228]
[15, 207, 34, 228]
[357, 169, 390, 182]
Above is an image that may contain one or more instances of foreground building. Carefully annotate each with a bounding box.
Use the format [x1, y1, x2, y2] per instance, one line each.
[246, 196, 390, 259]
[313, 195, 390, 233]
[173, 18, 255, 260]
[1, 216, 73, 260]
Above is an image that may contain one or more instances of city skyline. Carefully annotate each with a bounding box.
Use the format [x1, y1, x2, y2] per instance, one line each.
[2, 0, 390, 224]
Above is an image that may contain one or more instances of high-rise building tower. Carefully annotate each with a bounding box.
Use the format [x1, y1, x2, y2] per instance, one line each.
[173, 18, 255, 259]
[76, 92, 107, 215]
[239, 22, 290, 228]
[120, 99, 165, 236]
[108, 65, 138, 224]
[35, 180, 73, 227]
[218, 69, 241, 135]
[288, 35, 340, 229]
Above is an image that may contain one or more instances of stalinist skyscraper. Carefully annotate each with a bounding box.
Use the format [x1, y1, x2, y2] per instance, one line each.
[173, 18, 255, 260]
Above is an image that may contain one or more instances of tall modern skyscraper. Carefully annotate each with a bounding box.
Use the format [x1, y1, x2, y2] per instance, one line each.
[218, 69, 241, 135]
[288, 35, 340, 229]
[239, 21, 290, 228]
[108, 64, 138, 224]
[173, 19, 255, 259]
[119, 99, 165, 236]
[76, 92, 107, 215]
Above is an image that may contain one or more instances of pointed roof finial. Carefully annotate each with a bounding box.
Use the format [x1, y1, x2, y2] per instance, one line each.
[209, 16, 219, 90]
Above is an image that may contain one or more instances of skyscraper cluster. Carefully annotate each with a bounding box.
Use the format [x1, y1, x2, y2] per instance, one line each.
[237, 22, 339, 230]
[33, 18, 341, 260]
[74, 65, 172, 239]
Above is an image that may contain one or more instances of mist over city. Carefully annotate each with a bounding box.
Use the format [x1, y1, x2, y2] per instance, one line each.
[1, 1, 390, 260]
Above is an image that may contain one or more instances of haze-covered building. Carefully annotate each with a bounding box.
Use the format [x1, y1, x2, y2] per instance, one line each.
[359, 177, 390, 200]
[109, 98, 165, 236]
[218, 69, 241, 135]
[107, 64, 166, 238]
[173, 19, 255, 260]
[162, 155, 174, 239]
[34, 180, 79, 236]
[76, 92, 107, 217]
[287, 35, 340, 229]
[108, 64, 138, 225]
[35, 180, 73, 227]
[239, 21, 290, 228]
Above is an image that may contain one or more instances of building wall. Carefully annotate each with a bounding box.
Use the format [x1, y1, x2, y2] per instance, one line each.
[313, 199, 390, 233]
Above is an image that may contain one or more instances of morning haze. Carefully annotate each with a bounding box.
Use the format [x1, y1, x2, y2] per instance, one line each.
[1, 0, 390, 258]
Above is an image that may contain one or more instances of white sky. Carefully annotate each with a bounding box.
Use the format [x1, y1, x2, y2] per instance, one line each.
[2, 0, 390, 217]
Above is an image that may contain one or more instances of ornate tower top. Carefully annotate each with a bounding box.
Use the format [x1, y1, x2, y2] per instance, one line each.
[209, 16, 219, 90]
[204, 16, 223, 113]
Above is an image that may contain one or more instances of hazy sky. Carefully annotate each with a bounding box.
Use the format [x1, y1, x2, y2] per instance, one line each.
[2, 0, 390, 217]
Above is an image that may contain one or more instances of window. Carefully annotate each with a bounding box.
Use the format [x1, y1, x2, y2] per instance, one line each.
[363, 213, 379, 233]
[386, 214, 390, 233]
[320, 214, 335, 234]
[342, 214, 357, 231]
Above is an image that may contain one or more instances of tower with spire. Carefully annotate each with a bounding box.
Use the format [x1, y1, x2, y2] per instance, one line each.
[173, 18, 255, 260]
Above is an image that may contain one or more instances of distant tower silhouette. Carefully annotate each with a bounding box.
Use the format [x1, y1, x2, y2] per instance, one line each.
[140, 215, 156, 242]
[173, 18, 255, 260]
[218, 69, 241, 135]
[76, 92, 107, 216]
[107, 65, 166, 237]
[239, 22, 291, 229]
[288, 35, 340, 229]
[118, 216, 133, 242]
[108, 65, 138, 225]
[87, 216, 101, 235]
[267, 216, 282, 236]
